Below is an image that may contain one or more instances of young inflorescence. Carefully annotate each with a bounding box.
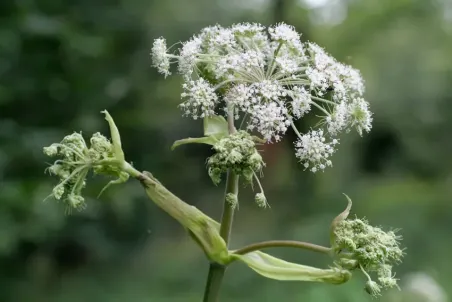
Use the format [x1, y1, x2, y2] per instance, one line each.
[43, 132, 128, 212]
[207, 130, 268, 207]
[207, 130, 264, 184]
[332, 217, 404, 297]
[151, 22, 373, 172]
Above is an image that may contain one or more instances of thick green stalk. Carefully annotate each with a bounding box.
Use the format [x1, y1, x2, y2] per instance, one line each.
[203, 109, 238, 302]
[202, 171, 239, 302]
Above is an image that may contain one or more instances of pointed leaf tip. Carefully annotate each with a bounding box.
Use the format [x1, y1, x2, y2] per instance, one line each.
[330, 194, 353, 247]
[171, 136, 219, 150]
[341, 193, 353, 217]
[101, 110, 124, 162]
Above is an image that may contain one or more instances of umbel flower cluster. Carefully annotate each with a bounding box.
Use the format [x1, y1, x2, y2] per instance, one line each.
[41, 112, 404, 300]
[151, 22, 373, 172]
[332, 216, 404, 297]
[208, 130, 264, 185]
[43, 132, 128, 211]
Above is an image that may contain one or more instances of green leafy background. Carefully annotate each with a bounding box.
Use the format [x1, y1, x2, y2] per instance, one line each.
[0, 0, 450, 301]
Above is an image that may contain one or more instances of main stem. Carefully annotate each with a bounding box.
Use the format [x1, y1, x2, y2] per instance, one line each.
[203, 171, 238, 302]
[203, 109, 238, 302]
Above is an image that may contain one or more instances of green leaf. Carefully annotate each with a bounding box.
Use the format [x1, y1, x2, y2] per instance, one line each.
[231, 251, 351, 284]
[203, 115, 229, 138]
[171, 136, 219, 150]
[101, 110, 125, 162]
[330, 194, 353, 247]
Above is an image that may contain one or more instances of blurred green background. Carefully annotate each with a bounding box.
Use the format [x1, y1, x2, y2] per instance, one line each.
[1, 0, 451, 301]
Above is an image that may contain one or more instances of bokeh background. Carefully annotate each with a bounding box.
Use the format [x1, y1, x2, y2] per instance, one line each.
[1, 0, 451, 301]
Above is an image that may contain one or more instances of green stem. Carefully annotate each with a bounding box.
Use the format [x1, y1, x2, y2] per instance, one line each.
[203, 171, 239, 302]
[233, 240, 332, 256]
[219, 172, 239, 241]
[203, 112, 238, 302]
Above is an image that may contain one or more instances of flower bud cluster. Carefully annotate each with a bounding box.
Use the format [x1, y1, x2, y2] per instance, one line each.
[332, 217, 404, 297]
[207, 131, 264, 185]
[151, 22, 373, 172]
[43, 132, 128, 211]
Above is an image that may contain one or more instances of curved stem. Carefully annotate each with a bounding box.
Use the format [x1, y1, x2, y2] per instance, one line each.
[233, 240, 332, 256]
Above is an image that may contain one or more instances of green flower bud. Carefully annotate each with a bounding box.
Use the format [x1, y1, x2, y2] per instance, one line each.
[378, 276, 399, 289]
[365, 280, 381, 297]
[43, 111, 131, 212]
[255, 193, 267, 208]
[337, 258, 359, 270]
[332, 195, 404, 296]
[48, 164, 70, 179]
[67, 194, 85, 210]
[228, 149, 243, 164]
[52, 186, 65, 200]
[207, 131, 264, 184]
[208, 167, 222, 186]
[43, 144, 58, 157]
[248, 151, 263, 166]
[225, 193, 238, 210]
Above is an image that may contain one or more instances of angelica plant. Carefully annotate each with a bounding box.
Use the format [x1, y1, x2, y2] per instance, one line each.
[43, 23, 403, 301]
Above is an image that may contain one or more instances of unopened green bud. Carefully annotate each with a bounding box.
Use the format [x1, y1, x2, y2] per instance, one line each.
[255, 193, 267, 208]
[43, 144, 58, 157]
[365, 280, 381, 297]
[248, 151, 263, 166]
[43, 111, 132, 212]
[207, 131, 264, 185]
[67, 194, 85, 209]
[228, 149, 243, 163]
[337, 258, 359, 270]
[378, 276, 399, 289]
[331, 194, 404, 297]
[226, 193, 238, 210]
[52, 186, 65, 200]
[208, 167, 222, 186]
[48, 164, 70, 179]
[89, 132, 113, 158]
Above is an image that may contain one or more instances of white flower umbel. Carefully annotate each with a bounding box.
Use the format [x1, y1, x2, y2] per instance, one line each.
[151, 22, 373, 172]
[151, 38, 171, 78]
[180, 78, 218, 119]
[294, 130, 338, 172]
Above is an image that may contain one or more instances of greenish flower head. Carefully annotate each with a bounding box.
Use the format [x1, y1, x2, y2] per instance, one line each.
[225, 192, 238, 210]
[254, 193, 268, 208]
[207, 130, 264, 185]
[43, 111, 129, 212]
[332, 215, 404, 297]
[365, 280, 382, 297]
